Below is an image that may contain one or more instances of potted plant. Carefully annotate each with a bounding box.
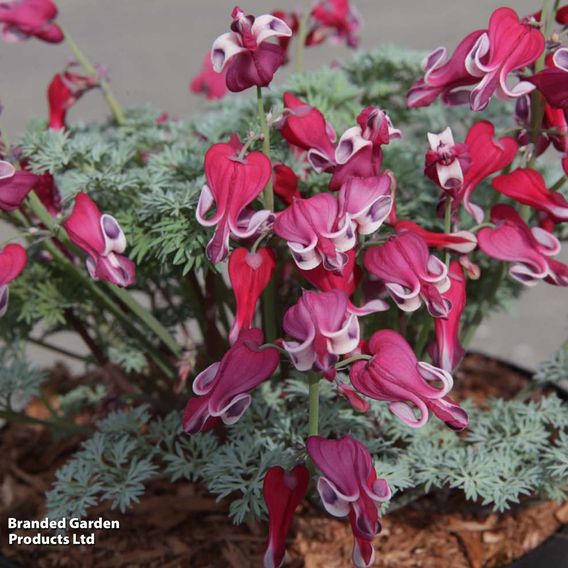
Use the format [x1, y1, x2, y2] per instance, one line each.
[1, 1, 567, 567]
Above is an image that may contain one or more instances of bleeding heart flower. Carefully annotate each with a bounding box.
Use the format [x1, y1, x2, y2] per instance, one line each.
[262, 464, 309, 568]
[424, 127, 471, 191]
[279, 92, 337, 173]
[492, 168, 568, 224]
[273, 163, 300, 205]
[210, 6, 292, 92]
[527, 48, 568, 109]
[338, 174, 393, 235]
[0, 160, 38, 211]
[330, 106, 400, 191]
[0, 0, 63, 43]
[0, 243, 27, 317]
[196, 139, 273, 264]
[190, 52, 228, 100]
[309, 0, 361, 49]
[63, 192, 136, 287]
[465, 8, 544, 111]
[350, 330, 466, 429]
[456, 121, 518, 223]
[182, 328, 279, 433]
[30, 171, 61, 216]
[395, 220, 477, 254]
[364, 232, 451, 317]
[282, 289, 361, 377]
[274, 193, 354, 272]
[271, 10, 299, 63]
[478, 204, 568, 286]
[408, 8, 544, 111]
[306, 435, 391, 568]
[407, 30, 485, 108]
[428, 262, 467, 373]
[48, 67, 99, 130]
[228, 247, 276, 344]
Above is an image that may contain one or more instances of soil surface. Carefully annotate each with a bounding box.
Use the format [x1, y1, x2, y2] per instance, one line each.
[1, 354, 566, 568]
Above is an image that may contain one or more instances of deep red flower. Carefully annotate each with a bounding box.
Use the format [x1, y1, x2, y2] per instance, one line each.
[211, 6, 292, 92]
[228, 247, 275, 344]
[306, 436, 391, 568]
[364, 232, 451, 317]
[47, 68, 99, 130]
[271, 10, 299, 63]
[196, 139, 273, 263]
[456, 121, 518, 223]
[182, 328, 279, 433]
[279, 92, 337, 173]
[395, 220, 477, 254]
[190, 52, 228, 100]
[0, 243, 27, 317]
[273, 163, 300, 205]
[63, 192, 136, 287]
[0, 0, 63, 43]
[0, 160, 38, 211]
[262, 464, 309, 568]
[527, 48, 568, 109]
[478, 204, 568, 287]
[309, 0, 361, 49]
[350, 330, 461, 428]
[492, 168, 568, 224]
[428, 262, 467, 373]
[424, 127, 471, 191]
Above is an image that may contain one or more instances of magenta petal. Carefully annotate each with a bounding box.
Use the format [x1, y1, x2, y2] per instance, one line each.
[0, 169, 38, 211]
[225, 43, 285, 92]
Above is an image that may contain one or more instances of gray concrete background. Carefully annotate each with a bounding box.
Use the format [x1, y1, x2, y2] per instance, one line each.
[1, 0, 567, 370]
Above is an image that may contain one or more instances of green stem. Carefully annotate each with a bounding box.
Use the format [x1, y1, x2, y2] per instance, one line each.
[308, 375, 320, 437]
[550, 174, 567, 192]
[62, 27, 126, 125]
[256, 86, 273, 210]
[294, 10, 311, 73]
[443, 198, 452, 266]
[414, 318, 433, 359]
[335, 354, 372, 369]
[256, 86, 277, 343]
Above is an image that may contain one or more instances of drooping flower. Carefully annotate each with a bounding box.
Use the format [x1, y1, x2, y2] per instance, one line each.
[190, 52, 228, 100]
[63, 192, 136, 287]
[210, 6, 292, 92]
[428, 262, 467, 372]
[338, 174, 393, 234]
[364, 232, 451, 317]
[274, 193, 354, 272]
[407, 30, 485, 108]
[0, 243, 27, 317]
[282, 289, 361, 377]
[424, 127, 471, 191]
[228, 247, 275, 344]
[350, 330, 467, 429]
[477, 204, 568, 286]
[306, 436, 391, 568]
[47, 67, 99, 130]
[407, 8, 545, 111]
[456, 121, 518, 223]
[492, 168, 568, 224]
[465, 8, 544, 111]
[183, 328, 279, 433]
[395, 220, 477, 254]
[279, 92, 337, 173]
[30, 171, 60, 215]
[527, 47, 568, 109]
[196, 139, 273, 264]
[262, 464, 309, 568]
[309, 0, 361, 49]
[0, 160, 38, 211]
[273, 163, 300, 205]
[330, 106, 400, 190]
[0, 0, 63, 43]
